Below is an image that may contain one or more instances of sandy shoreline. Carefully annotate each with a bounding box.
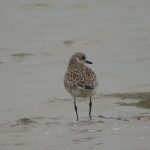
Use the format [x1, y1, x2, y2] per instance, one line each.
[0, 95, 150, 150]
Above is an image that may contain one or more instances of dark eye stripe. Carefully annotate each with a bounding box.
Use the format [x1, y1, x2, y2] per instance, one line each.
[82, 56, 85, 59]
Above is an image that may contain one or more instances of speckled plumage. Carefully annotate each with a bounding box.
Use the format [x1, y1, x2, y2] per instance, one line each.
[64, 52, 98, 121]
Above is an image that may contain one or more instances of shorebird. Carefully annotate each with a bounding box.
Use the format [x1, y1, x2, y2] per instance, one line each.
[64, 52, 98, 121]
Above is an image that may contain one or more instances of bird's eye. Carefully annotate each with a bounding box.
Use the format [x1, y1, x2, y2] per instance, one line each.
[82, 56, 85, 60]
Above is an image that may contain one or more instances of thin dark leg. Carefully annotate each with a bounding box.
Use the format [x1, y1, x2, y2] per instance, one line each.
[89, 97, 92, 119]
[74, 98, 78, 121]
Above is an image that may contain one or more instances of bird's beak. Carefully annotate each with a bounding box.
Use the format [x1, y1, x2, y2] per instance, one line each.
[86, 60, 93, 64]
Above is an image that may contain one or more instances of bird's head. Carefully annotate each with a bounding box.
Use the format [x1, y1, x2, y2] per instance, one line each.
[69, 52, 93, 65]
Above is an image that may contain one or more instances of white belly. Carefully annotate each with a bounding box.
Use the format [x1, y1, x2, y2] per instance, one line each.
[66, 87, 97, 98]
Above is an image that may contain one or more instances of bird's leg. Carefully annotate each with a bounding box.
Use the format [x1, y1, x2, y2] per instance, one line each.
[74, 98, 78, 121]
[89, 97, 92, 119]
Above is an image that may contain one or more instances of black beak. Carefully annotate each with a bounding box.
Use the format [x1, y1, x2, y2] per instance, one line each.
[86, 60, 93, 64]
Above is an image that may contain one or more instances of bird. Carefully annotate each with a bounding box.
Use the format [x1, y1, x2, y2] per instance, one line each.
[64, 52, 98, 121]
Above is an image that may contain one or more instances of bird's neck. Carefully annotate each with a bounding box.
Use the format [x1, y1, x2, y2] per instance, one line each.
[68, 60, 85, 71]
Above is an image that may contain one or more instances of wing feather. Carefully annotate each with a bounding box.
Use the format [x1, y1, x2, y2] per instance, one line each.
[64, 66, 98, 90]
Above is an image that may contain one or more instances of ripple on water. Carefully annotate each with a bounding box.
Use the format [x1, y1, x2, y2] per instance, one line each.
[68, 118, 104, 126]
[72, 136, 94, 143]
[45, 121, 62, 126]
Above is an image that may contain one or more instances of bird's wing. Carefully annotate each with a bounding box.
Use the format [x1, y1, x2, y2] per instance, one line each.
[76, 67, 98, 90]
[64, 67, 98, 90]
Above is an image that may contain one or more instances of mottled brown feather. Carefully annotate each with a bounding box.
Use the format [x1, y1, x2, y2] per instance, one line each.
[64, 52, 98, 95]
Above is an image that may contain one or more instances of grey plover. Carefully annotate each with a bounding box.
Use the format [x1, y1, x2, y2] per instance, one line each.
[64, 52, 98, 121]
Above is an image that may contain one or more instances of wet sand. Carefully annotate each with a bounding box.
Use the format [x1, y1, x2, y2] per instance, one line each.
[0, 0, 150, 149]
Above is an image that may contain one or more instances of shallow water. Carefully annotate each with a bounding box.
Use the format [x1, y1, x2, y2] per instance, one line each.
[0, 0, 150, 150]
